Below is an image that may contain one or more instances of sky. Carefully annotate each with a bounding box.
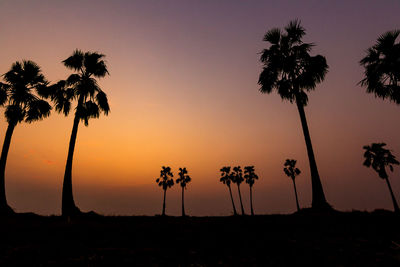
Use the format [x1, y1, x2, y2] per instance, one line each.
[0, 0, 399, 216]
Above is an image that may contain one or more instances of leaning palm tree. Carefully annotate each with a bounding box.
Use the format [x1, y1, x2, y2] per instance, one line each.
[220, 166, 237, 216]
[283, 159, 301, 212]
[0, 60, 51, 214]
[244, 166, 258, 216]
[232, 166, 245, 215]
[156, 166, 174, 216]
[363, 143, 400, 213]
[258, 20, 330, 210]
[50, 50, 110, 216]
[360, 30, 400, 103]
[176, 167, 191, 217]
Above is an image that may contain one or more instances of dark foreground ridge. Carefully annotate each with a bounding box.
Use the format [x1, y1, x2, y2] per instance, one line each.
[0, 211, 399, 266]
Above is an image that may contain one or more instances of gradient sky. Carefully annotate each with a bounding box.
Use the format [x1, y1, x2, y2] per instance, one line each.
[0, 0, 399, 215]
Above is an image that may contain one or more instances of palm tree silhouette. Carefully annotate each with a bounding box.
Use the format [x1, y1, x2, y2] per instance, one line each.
[258, 20, 330, 210]
[156, 166, 174, 216]
[360, 30, 400, 103]
[363, 143, 400, 213]
[232, 166, 245, 215]
[50, 50, 110, 217]
[244, 166, 258, 216]
[176, 167, 191, 217]
[283, 159, 301, 212]
[0, 60, 51, 214]
[219, 166, 237, 216]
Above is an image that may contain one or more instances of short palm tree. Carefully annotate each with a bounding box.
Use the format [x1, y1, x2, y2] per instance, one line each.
[283, 159, 301, 212]
[363, 143, 400, 213]
[360, 30, 400, 103]
[156, 166, 174, 216]
[0, 60, 51, 214]
[50, 50, 110, 217]
[220, 166, 237, 216]
[232, 166, 245, 215]
[176, 167, 191, 217]
[244, 166, 258, 216]
[258, 20, 330, 210]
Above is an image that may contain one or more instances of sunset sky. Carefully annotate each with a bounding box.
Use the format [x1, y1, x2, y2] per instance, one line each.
[0, 0, 399, 215]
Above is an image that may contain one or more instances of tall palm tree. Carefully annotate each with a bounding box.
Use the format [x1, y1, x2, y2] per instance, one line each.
[258, 20, 330, 210]
[360, 30, 400, 103]
[156, 166, 174, 216]
[0, 60, 51, 214]
[244, 166, 258, 216]
[176, 167, 191, 217]
[363, 143, 400, 213]
[220, 166, 237, 216]
[50, 50, 110, 216]
[232, 166, 245, 215]
[283, 159, 301, 212]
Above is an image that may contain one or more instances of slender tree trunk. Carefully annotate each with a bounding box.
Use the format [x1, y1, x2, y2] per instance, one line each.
[0, 123, 16, 214]
[292, 179, 300, 212]
[228, 185, 237, 215]
[62, 112, 81, 217]
[181, 187, 186, 217]
[385, 177, 400, 213]
[296, 100, 330, 210]
[237, 184, 245, 215]
[162, 189, 166, 216]
[250, 185, 254, 216]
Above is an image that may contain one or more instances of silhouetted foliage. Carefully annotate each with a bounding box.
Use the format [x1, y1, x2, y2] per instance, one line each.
[244, 166, 258, 216]
[232, 166, 246, 215]
[49, 50, 110, 217]
[156, 166, 174, 216]
[0, 60, 51, 215]
[220, 166, 237, 216]
[283, 159, 301, 212]
[176, 167, 191, 216]
[360, 30, 400, 103]
[363, 143, 400, 213]
[258, 19, 331, 210]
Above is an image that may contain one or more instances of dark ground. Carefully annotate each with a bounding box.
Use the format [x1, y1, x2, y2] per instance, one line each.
[0, 210, 399, 266]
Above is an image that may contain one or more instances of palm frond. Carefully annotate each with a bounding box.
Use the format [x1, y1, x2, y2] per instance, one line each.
[25, 99, 52, 123]
[95, 90, 110, 115]
[63, 49, 84, 71]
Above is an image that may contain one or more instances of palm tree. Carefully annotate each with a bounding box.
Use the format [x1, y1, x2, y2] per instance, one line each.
[0, 60, 51, 214]
[220, 166, 237, 216]
[232, 166, 245, 215]
[176, 167, 191, 217]
[50, 50, 110, 217]
[283, 159, 301, 212]
[359, 30, 400, 103]
[244, 166, 258, 216]
[363, 143, 400, 213]
[156, 166, 174, 216]
[258, 20, 330, 210]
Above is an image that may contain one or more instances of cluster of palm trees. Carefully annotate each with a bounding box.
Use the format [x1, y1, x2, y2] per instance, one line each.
[155, 166, 192, 216]
[0, 50, 110, 217]
[1, 19, 399, 217]
[259, 19, 400, 213]
[219, 166, 258, 216]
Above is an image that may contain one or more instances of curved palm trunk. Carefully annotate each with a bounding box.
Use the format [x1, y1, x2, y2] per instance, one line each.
[162, 189, 167, 216]
[296, 100, 330, 210]
[0, 123, 16, 214]
[385, 177, 400, 213]
[292, 179, 300, 212]
[237, 184, 245, 215]
[228, 185, 237, 216]
[249, 185, 254, 216]
[62, 113, 81, 216]
[181, 187, 186, 217]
